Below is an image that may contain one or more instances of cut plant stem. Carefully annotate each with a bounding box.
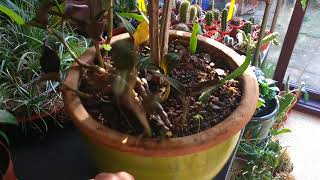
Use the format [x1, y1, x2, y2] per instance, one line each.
[106, 0, 113, 44]
[148, 0, 160, 66]
[160, 0, 173, 58]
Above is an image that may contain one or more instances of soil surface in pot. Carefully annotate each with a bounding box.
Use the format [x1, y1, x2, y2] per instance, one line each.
[80, 39, 242, 138]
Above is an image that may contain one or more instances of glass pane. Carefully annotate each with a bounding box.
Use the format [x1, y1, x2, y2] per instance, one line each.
[240, 0, 296, 79]
[284, 2, 320, 91]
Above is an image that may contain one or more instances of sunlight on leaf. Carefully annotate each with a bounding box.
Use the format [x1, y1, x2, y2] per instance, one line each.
[102, 44, 112, 51]
[119, 12, 144, 22]
[133, 20, 149, 48]
[189, 22, 200, 55]
[0, 5, 25, 25]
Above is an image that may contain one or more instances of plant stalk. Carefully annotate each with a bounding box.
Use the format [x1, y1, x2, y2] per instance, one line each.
[106, 0, 113, 44]
[148, 0, 160, 66]
[160, 0, 173, 59]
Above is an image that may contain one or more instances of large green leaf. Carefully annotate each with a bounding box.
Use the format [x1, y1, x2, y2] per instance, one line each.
[116, 12, 136, 36]
[0, 4, 25, 25]
[0, 109, 17, 125]
[119, 12, 144, 22]
[198, 49, 252, 104]
[189, 22, 200, 55]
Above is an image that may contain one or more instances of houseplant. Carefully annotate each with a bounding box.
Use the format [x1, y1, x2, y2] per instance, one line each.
[0, 109, 17, 180]
[30, 0, 258, 179]
[0, 0, 89, 132]
[244, 67, 279, 144]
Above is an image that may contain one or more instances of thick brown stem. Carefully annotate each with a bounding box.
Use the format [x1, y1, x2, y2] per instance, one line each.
[106, 0, 113, 44]
[160, 0, 173, 58]
[148, 0, 160, 66]
[95, 42, 104, 68]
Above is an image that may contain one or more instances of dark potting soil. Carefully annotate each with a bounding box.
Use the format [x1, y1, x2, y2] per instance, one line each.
[80, 39, 242, 138]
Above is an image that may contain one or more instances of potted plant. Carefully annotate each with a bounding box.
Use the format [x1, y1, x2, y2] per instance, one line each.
[30, 0, 259, 179]
[0, 0, 74, 132]
[244, 67, 280, 144]
[0, 109, 17, 180]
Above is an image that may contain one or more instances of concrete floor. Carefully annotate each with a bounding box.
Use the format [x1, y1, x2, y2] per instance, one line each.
[241, 0, 320, 90]
[278, 110, 320, 179]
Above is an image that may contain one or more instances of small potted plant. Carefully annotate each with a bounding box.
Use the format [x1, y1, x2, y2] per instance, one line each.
[244, 67, 280, 144]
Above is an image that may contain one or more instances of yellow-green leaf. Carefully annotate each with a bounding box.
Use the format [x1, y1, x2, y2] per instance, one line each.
[0, 5, 25, 25]
[103, 44, 112, 51]
[133, 20, 149, 48]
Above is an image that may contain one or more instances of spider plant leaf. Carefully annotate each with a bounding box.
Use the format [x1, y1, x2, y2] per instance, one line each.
[0, 109, 17, 125]
[0, 4, 25, 25]
[199, 48, 252, 104]
[189, 22, 200, 55]
[119, 12, 144, 22]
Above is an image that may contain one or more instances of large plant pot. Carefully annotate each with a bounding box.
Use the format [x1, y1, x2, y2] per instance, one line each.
[0, 142, 16, 180]
[63, 30, 259, 180]
[244, 97, 280, 143]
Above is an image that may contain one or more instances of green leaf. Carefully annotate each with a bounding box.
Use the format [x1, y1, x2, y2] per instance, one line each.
[257, 98, 265, 109]
[199, 49, 252, 103]
[276, 92, 295, 121]
[0, 109, 17, 125]
[119, 12, 144, 22]
[0, 130, 10, 145]
[189, 22, 200, 55]
[116, 12, 136, 36]
[303, 91, 309, 102]
[271, 128, 292, 136]
[102, 44, 112, 51]
[0, 5, 25, 25]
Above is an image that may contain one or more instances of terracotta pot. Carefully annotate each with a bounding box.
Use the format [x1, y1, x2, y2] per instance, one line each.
[63, 30, 259, 180]
[112, 27, 127, 36]
[0, 142, 16, 180]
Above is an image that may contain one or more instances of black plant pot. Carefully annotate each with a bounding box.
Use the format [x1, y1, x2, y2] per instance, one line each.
[244, 97, 279, 144]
